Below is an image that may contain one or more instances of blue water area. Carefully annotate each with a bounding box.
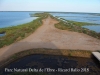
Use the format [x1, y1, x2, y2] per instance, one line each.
[0, 54, 100, 75]
[0, 12, 100, 33]
[50, 12, 100, 33]
[0, 11, 38, 28]
[0, 33, 5, 37]
[83, 25, 100, 33]
[50, 13, 100, 24]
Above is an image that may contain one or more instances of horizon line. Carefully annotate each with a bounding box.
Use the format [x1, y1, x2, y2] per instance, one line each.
[0, 11, 100, 14]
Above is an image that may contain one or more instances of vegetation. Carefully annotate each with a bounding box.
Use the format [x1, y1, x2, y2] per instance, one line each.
[1, 12, 99, 48]
[57, 17, 99, 26]
[54, 17, 100, 39]
[0, 31, 5, 34]
[67, 20, 99, 26]
[30, 12, 50, 18]
[0, 13, 48, 48]
[0, 13, 99, 75]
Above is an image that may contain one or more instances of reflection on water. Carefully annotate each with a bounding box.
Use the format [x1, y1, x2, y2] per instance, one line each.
[0, 33, 5, 37]
[0, 54, 100, 75]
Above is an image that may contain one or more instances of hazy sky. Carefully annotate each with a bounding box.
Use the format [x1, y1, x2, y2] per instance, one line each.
[0, 0, 100, 13]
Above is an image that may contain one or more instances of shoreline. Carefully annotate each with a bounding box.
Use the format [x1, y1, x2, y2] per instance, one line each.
[0, 13, 100, 68]
[0, 15, 45, 48]
[51, 15, 100, 39]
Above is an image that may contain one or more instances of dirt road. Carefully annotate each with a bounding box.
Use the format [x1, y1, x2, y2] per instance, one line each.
[0, 17, 100, 61]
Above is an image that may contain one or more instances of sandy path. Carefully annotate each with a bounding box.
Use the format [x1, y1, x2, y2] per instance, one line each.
[0, 17, 100, 61]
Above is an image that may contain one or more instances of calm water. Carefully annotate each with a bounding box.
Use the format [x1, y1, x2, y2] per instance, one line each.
[83, 25, 100, 33]
[0, 54, 100, 75]
[0, 12, 100, 33]
[0, 33, 5, 37]
[50, 13, 100, 33]
[0, 11, 39, 28]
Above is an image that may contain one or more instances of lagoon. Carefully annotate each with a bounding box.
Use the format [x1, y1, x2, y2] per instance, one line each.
[0, 12, 100, 33]
[50, 12, 100, 33]
[0, 11, 39, 28]
[50, 13, 100, 24]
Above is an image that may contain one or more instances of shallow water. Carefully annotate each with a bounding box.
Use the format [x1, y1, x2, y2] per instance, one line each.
[83, 25, 100, 33]
[0, 54, 100, 75]
[0, 12, 39, 28]
[50, 13, 100, 24]
[50, 12, 100, 33]
[0, 33, 5, 37]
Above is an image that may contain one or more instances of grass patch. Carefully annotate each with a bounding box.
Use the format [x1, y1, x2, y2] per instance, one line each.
[0, 13, 49, 48]
[0, 18, 42, 48]
[54, 17, 100, 39]
[0, 31, 5, 34]
[30, 12, 50, 19]
[65, 19, 99, 26]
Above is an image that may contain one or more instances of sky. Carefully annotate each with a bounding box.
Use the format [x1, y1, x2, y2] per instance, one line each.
[0, 0, 100, 13]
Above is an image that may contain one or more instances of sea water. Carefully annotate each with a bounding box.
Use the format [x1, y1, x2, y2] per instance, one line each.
[0, 11, 38, 28]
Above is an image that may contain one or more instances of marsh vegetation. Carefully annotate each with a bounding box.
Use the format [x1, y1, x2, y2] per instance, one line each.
[54, 17, 100, 39]
[0, 13, 49, 48]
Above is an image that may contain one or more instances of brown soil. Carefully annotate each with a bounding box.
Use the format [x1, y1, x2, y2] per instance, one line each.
[0, 17, 100, 62]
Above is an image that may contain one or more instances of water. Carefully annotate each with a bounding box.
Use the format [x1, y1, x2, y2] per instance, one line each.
[0, 54, 100, 75]
[0, 11, 38, 28]
[0, 12, 100, 33]
[0, 33, 5, 37]
[50, 12, 100, 33]
[83, 25, 100, 33]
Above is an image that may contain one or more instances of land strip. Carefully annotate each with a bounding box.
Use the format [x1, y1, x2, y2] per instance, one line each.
[0, 15, 100, 62]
